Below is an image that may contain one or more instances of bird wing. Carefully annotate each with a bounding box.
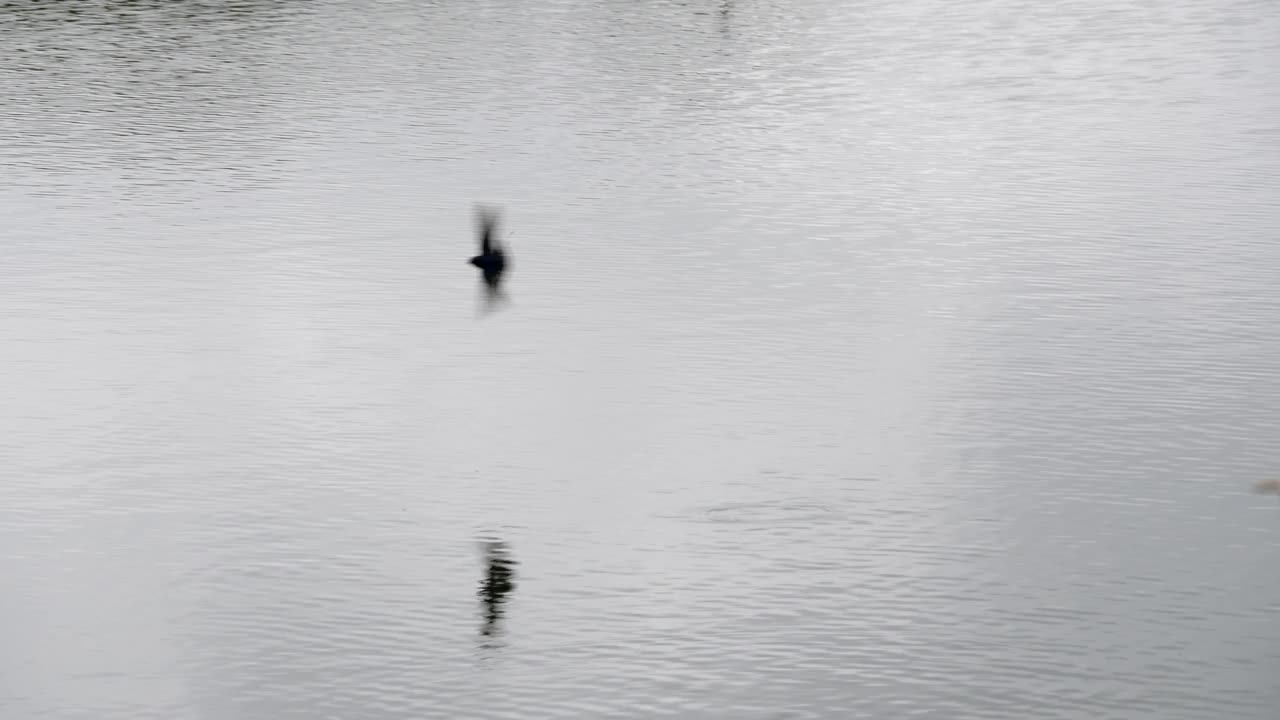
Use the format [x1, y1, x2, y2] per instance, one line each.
[477, 206, 500, 255]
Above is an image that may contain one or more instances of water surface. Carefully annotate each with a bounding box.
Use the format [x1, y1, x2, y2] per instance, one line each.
[2, 1, 1278, 718]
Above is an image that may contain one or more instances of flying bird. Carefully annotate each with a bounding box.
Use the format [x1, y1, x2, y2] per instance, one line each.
[469, 206, 508, 303]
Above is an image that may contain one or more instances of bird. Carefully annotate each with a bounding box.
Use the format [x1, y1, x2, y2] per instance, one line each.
[469, 205, 508, 302]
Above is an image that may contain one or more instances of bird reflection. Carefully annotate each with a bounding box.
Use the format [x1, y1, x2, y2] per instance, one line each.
[713, 0, 733, 40]
[469, 205, 510, 313]
[477, 539, 517, 639]
[1254, 479, 1280, 495]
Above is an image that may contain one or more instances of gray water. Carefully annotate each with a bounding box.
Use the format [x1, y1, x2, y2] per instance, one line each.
[2, 1, 1279, 718]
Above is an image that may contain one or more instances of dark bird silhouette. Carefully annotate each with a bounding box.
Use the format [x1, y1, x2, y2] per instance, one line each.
[469, 206, 508, 302]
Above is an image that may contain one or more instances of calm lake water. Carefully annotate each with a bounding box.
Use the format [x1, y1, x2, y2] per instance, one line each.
[2, 0, 1278, 718]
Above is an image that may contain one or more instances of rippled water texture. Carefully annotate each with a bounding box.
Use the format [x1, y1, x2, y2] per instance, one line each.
[2, 0, 1279, 718]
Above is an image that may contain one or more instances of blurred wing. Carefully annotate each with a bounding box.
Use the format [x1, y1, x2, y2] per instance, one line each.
[477, 206, 500, 254]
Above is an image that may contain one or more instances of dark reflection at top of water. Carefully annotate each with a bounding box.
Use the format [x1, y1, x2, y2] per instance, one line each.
[0, 0, 299, 24]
